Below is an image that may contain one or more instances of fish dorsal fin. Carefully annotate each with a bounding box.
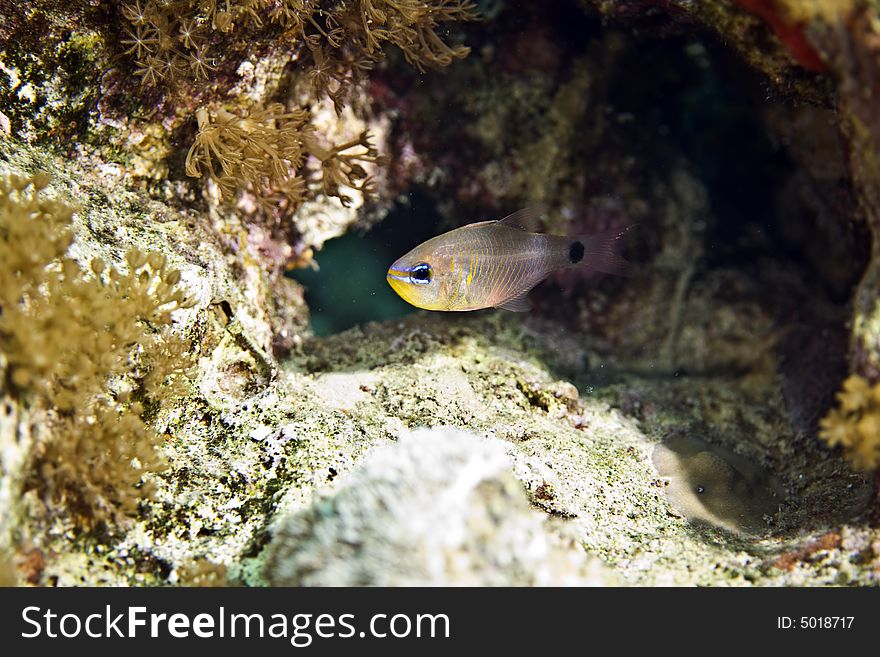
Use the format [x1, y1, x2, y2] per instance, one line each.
[496, 207, 545, 230]
[496, 289, 532, 312]
[460, 207, 545, 232]
[461, 220, 498, 229]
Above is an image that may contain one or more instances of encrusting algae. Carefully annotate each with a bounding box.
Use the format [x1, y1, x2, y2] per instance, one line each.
[819, 375, 880, 471]
[0, 173, 195, 523]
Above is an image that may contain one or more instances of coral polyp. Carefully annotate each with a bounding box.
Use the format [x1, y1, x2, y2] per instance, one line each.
[819, 375, 880, 471]
[185, 103, 386, 209]
[118, 0, 478, 104]
[185, 104, 311, 202]
[0, 174, 195, 523]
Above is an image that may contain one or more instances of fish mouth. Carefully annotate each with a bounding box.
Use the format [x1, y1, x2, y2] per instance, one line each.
[386, 261, 410, 283]
[386, 265, 410, 298]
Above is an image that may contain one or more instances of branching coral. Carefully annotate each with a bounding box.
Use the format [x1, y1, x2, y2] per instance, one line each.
[119, 0, 478, 105]
[185, 103, 386, 209]
[0, 174, 195, 522]
[185, 104, 310, 204]
[273, 0, 479, 110]
[819, 375, 880, 471]
[305, 128, 386, 207]
[121, 1, 216, 86]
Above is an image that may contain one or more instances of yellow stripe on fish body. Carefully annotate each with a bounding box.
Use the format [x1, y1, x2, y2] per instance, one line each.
[386, 209, 631, 312]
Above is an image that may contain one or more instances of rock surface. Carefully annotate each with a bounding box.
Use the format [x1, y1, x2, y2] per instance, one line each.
[264, 428, 610, 586]
[2, 0, 880, 587]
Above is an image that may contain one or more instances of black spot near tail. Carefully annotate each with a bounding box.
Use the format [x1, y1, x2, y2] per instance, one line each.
[568, 240, 585, 264]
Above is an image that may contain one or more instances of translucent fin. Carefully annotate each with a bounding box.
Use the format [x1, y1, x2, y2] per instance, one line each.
[497, 206, 546, 230]
[576, 225, 637, 277]
[496, 290, 532, 312]
[462, 219, 497, 229]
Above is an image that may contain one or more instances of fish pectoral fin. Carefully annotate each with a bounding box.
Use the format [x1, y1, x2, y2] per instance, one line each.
[496, 290, 532, 312]
[496, 206, 546, 230]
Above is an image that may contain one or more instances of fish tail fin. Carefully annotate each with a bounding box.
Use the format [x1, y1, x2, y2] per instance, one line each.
[569, 225, 636, 277]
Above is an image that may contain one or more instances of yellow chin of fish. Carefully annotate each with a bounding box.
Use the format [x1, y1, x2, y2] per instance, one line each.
[386, 273, 440, 310]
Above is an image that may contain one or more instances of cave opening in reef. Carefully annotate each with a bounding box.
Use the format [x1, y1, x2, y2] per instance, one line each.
[288, 4, 870, 529]
[289, 1, 870, 442]
[289, 191, 446, 336]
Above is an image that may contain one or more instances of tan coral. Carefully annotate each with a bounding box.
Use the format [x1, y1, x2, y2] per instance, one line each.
[185, 102, 387, 210]
[119, 0, 478, 97]
[0, 174, 195, 523]
[819, 375, 880, 471]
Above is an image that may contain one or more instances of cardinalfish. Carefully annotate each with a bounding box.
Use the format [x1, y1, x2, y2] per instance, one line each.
[386, 208, 633, 312]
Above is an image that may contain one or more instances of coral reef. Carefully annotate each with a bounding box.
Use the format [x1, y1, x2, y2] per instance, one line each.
[1, 0, 477, 276]
[381, 0, 874, 467]
[3, 0, 880, 590]
[0, 135, 309, 581]
[0, 173, 194, 522]
[118, 0, 477, 106]
[2, 144, 874, 585]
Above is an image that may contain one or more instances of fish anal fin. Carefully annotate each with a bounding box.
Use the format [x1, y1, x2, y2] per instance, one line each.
[496, 290, 532, 312]
[497, 206, 546, 230]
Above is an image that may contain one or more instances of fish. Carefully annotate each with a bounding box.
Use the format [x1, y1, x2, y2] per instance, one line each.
[386, 208, 633, 312]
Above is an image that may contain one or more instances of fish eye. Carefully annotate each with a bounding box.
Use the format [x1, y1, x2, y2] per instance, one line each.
[410, 262, 433, 284]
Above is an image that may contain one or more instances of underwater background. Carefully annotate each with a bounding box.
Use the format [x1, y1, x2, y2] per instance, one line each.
[2, 0, 880, 586]
[289, 192, 443, 335]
